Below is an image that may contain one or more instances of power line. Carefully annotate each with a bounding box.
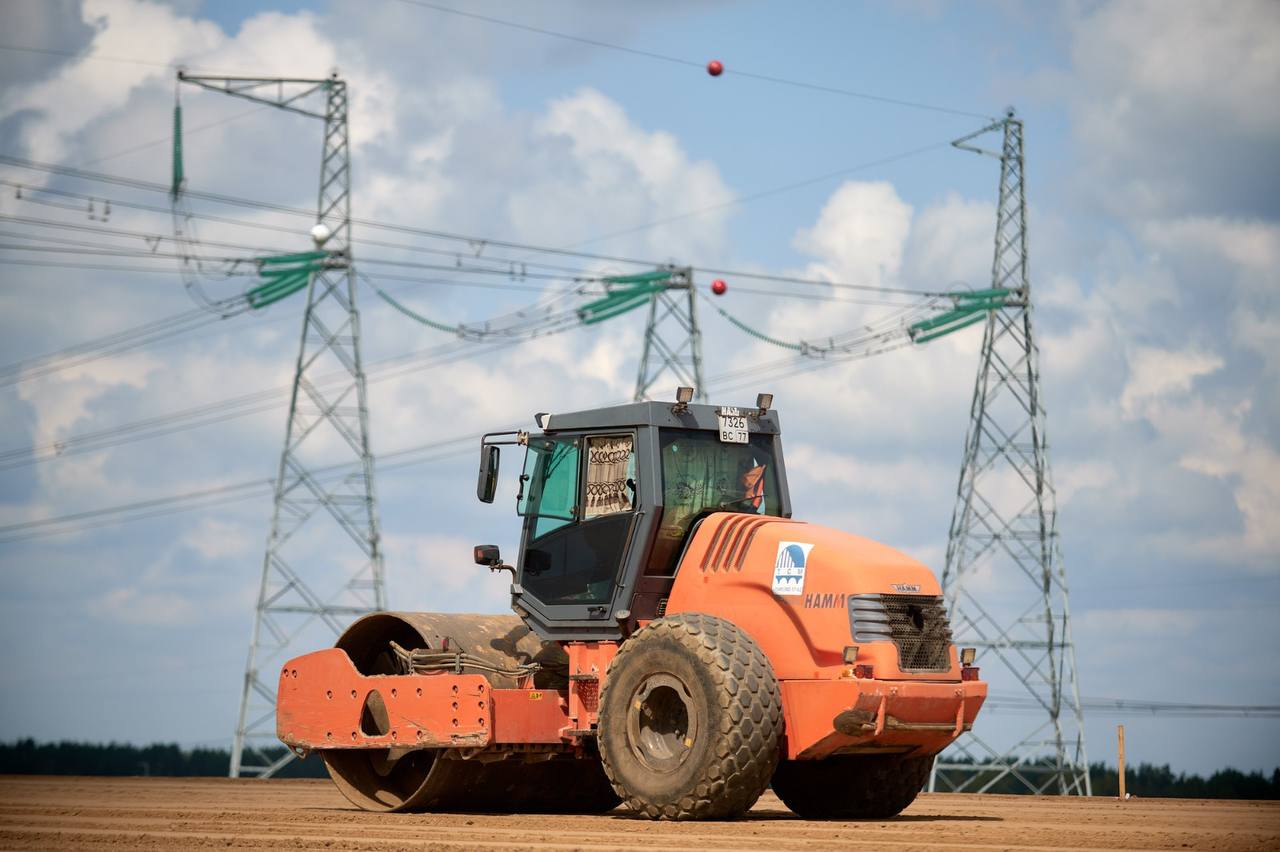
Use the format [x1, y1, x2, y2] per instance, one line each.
[83, 107, 268, 167]
[0, 264, 945, 468]
[0, 42, 246, 77]
[0, 42, 178, 69]
[0, 240, 591, 285]
[390, 0, 991, 120]
[0, 238, 620, 285]
[983, 693, 1280, 719]
[563, 140, 954, 255]
[0, 435, 486, 544]
[0, 205, 614, 279]
[0, 154, 950, 296]
[0, 257, 251, 275]
[2, 206, 943, 303]
[0, 281, 935, 469]
[0, 418, 513, 544]
[0, 333, 891, 543]
[1, 214, 909, 306]
[0, 301, 242, 387]
[0, 337, 511, 470]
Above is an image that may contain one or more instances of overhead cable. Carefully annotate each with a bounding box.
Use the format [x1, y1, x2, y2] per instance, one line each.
[0, 155, 950, 296]
[389, 0, 992, 120]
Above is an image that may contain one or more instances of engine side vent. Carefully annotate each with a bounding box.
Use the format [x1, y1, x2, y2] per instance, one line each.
[655, 597, 668, 618]
[848, 593, 952, 672]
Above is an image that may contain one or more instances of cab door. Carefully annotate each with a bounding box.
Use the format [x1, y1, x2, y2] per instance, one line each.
[515, 433, 639, 616]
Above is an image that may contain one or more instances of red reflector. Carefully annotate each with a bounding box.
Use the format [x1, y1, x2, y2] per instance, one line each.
[961, 666, 980, 682]
[853, 664, 874, 679]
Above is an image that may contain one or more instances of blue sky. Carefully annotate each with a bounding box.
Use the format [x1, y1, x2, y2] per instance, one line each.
[0, 0, 1277, 778]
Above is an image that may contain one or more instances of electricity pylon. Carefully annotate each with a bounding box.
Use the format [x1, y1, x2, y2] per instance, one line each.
[176, 73, 385, 779]
[929, 111, 1090, 795]
[633, 267, 706, 402]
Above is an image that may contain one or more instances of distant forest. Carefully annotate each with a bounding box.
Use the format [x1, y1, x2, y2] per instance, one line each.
[1, 739, 1277, 799]
[0, 739, 328, 779]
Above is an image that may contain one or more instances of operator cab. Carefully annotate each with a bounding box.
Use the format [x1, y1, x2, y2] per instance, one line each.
[476, 390, 791, 641]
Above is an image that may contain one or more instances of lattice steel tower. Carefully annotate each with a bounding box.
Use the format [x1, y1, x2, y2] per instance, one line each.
[177, 73, 385, 779]
[633, 267, 706, 402]
[929, 111, 1090, 795]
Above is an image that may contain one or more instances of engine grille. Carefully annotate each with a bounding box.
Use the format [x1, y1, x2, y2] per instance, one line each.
[848, 593, 952, 672]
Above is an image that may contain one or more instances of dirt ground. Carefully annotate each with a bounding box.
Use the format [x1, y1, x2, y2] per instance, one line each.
[0, 776, 1277, 851]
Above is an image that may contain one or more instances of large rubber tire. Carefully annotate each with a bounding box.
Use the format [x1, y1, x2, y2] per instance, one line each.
[770, 753, 934, 819]
[598, 613, 782, 820]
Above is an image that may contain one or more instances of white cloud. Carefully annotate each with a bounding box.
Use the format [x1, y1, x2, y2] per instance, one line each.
[903, 192, 993, 288]
[1054, 460, 1118, 506]
[1233, 307, 1280, 372]
[788, 443, 935, 498]
[1074, 607, 1201, 638]
[2, 0, 1278, 775]
[185, 517, 254, 560]
[1162, 399, 1280, 560]
[1119, 346, 1223, 419]
[793, 181, 912, 287]
[509, 87, 734, 262]
[1141, 217, 1280, 280]
[87, 587, 198, 627]
[1062, 0, 1280, 217]
[384, 531, 511, 614]
[1, 0, 222, 161]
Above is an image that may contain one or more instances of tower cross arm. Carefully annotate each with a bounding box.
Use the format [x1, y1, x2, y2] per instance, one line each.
[177, 72, 333, 120]
[951, 113, 1015, 159]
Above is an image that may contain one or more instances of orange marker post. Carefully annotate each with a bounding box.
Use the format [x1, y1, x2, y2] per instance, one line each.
[1117, 724, 1127, 801]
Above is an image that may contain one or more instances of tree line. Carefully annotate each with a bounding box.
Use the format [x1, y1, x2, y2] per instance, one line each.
[0, 739, 327, 778]
[936, 755, 1280, 798]
[1, 739, 1277, 798]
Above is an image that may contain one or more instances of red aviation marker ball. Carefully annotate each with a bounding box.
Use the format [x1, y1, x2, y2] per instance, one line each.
[711, 278, 728, 295]
[706, 59, 724, 77]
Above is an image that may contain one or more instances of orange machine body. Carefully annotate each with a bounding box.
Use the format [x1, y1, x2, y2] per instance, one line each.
[664, 513, 986, 759]
[277, 513, 984, 763]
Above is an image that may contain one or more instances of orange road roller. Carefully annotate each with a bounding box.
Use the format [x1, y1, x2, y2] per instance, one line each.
[276, 392, 987, 819]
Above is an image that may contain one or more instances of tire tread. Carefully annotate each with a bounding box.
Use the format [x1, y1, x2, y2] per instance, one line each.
[599, 613, 782, 820]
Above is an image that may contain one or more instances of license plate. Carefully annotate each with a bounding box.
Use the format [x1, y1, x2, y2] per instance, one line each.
[717, 407, 749, 444]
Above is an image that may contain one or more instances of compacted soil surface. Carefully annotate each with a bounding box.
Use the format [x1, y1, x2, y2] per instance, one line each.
[0, 775, 1277, 850]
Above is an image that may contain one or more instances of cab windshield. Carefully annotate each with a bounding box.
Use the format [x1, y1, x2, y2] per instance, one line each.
[652, 428, 781, 573]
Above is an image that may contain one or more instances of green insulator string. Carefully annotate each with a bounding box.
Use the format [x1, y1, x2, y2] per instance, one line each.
[577, 271, 673, 325]
[705, 300, 805, 351]
[245, 250, 329, 310]
[906, 287, 1015, 341]
[702, 285, 1015, 357]
[369, 283, 466, 335]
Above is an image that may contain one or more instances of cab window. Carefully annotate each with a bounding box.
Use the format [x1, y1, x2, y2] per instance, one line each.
[584, 434, 636, 518]
[651, 429, 781, 573]
[519, 437, 579, 540]
[519, 433, 638, 607]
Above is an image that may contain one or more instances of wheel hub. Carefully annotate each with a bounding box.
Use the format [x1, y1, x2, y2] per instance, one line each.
[626, 672, 699, 773]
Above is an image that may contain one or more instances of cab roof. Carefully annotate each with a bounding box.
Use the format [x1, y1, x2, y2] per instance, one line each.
[541, 400, 781, 435]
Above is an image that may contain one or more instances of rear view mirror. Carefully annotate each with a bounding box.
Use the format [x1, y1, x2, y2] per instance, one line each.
[477, 444, 500, 503]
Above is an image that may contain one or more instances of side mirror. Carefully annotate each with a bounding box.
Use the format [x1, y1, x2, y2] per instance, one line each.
[476, 444, 499, 503]
[474, 543, 514, 577]
[473, 544, 501, 567]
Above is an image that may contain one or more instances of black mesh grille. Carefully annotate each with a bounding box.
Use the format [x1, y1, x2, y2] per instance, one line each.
[849, 594, 952, 672]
